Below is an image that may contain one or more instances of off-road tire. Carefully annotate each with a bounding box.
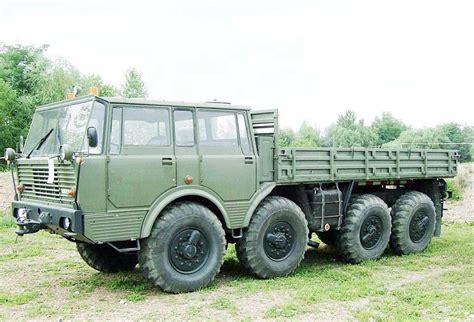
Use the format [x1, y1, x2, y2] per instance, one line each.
[338, 194, 391, 263]
[76, 243, 137, 273]
[390, 191, 436, 255]
[236, 196, 309, 279]
[316, 230, 339, 246]
[139, 202, 226, 293]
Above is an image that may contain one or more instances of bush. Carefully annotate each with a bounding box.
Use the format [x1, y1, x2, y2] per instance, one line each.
[446, 179, 462, 200]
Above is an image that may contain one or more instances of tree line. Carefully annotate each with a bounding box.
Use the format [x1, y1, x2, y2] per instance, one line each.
[0, 44, 147, 155]
[278, 110, 473, 162]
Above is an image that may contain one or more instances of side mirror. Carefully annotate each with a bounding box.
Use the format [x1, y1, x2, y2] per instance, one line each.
[4, 148, 16, 162]
[87, 126, 98, 148]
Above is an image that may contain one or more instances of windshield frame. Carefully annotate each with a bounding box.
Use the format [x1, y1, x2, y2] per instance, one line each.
[23, 96, 108, 157]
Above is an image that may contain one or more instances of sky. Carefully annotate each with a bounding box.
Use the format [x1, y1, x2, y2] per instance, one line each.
[1, 0, 473, 130]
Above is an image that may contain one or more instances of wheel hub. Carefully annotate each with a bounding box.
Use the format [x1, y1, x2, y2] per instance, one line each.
[409, 211, 430, 242]
[264, 221, 295, 260]
[169, 229, 209, 273]
[360, 215, 383, 250]
[183, 244, 197, 258]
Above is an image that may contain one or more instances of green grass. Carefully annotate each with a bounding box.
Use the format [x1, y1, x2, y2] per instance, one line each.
[210, 297, 238, 315]
[60, 271, 153, 302]
[265, 303, 308, 318]
[0, 291, 37, 306]
[0, 246, 43, 261]
[127, 292, 145, 302]
[0, 210, 15, 229]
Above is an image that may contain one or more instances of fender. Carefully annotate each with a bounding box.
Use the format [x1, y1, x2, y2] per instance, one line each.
[140, 186, 229, 238]
[242, 182, 276, 227]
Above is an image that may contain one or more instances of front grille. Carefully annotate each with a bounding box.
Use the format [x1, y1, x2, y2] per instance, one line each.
[17, 161, 76, 205]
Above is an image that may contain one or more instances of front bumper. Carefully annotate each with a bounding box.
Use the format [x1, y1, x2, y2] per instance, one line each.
[12, 200, 89, 242]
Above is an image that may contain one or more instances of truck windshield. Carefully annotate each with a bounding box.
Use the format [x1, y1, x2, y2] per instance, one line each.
[23, 100, 106, 157]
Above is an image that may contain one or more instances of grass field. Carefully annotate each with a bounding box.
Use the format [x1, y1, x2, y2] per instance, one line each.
[0, 209, 472, 320]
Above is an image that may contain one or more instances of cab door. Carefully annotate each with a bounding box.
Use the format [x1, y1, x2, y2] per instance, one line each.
[107, 105, 176, 208]
[197, 109, 257, 201]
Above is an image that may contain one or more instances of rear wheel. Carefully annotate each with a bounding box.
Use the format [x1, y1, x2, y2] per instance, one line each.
[139, 202, 226, 293]
[76, 243, 137, 273]
[236, 196, 308, 279]
[390, 191, 436, 255]
[338, 194, 391, 263]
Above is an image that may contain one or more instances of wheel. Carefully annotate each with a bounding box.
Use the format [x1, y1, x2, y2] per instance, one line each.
[236, 196, 309, 279]
[390, 191, 436, 255]
[76, 243, 137, 273]
[139, 202, 226, 293]
[316, 230, 339, 246]
[338, 194, 391, 263]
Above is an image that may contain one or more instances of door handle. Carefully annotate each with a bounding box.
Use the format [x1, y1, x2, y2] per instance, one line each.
[162, 157, 174, 165]
[244, 156, 254, 164]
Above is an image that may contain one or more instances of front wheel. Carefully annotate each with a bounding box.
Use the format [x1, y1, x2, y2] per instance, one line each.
[139, 202, 226, 293]
[236, 196, 309, 279]
[76, 243, 137, 273]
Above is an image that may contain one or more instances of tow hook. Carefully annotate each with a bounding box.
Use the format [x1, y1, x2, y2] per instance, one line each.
[15, 211, 50, 236]
[15, 219, 44, 236]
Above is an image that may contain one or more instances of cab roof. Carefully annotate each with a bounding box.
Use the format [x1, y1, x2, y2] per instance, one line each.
[35, 95, 251, 111]
[101, 96, 251, 110]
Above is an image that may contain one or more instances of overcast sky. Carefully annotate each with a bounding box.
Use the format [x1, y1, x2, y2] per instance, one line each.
[1, 0, 473, 130]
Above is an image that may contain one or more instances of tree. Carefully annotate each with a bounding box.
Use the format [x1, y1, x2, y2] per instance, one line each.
[383, 128, 450, 149]
[0, 44, 48, 97]
[35, 58, 82, 104]
[80, 73, 119, 97]
[293, 122, 321, 147]
[99, 84, 119, 97]
[121, 68, 147, 98]
[0, 80, 29, 154]
[323, 110, 377, 147]
[439, 123, 472, 162]
[277, 127, 296, 147]
[371, 112, 408, 146]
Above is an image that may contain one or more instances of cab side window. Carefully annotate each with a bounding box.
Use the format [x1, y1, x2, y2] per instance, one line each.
[109, 106, 170, 154]
[174, 110, 195, 146]
[197, 111, 238, 147]
[237, 113, 252, 155]
[110, 108, 122, 155]
[122, 107, 170, 146]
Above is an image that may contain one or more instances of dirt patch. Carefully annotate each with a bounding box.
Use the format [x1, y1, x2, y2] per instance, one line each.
[0, 171, 14, 211]
[374, 266, 463, 291]
[444, 163, 474, 224]
[297, 298, 370, 321]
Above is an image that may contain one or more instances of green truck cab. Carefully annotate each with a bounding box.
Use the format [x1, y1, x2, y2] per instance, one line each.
[6, 95, 459, 293]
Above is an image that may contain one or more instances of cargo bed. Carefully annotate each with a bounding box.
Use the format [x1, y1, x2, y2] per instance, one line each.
[274, 147, 459, 184]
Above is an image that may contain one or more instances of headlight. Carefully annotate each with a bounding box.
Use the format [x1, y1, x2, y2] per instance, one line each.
[4, 148, 16, 162]
[59, 144, 73, 161]
[16, 208, 28, 221]
[61, 217, 72, 230]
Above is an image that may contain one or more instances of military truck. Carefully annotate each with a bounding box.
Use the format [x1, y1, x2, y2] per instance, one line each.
[5, 95, 459, 293]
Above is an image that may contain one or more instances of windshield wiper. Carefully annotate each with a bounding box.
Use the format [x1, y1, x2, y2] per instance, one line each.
[26, 128, 54, 158]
